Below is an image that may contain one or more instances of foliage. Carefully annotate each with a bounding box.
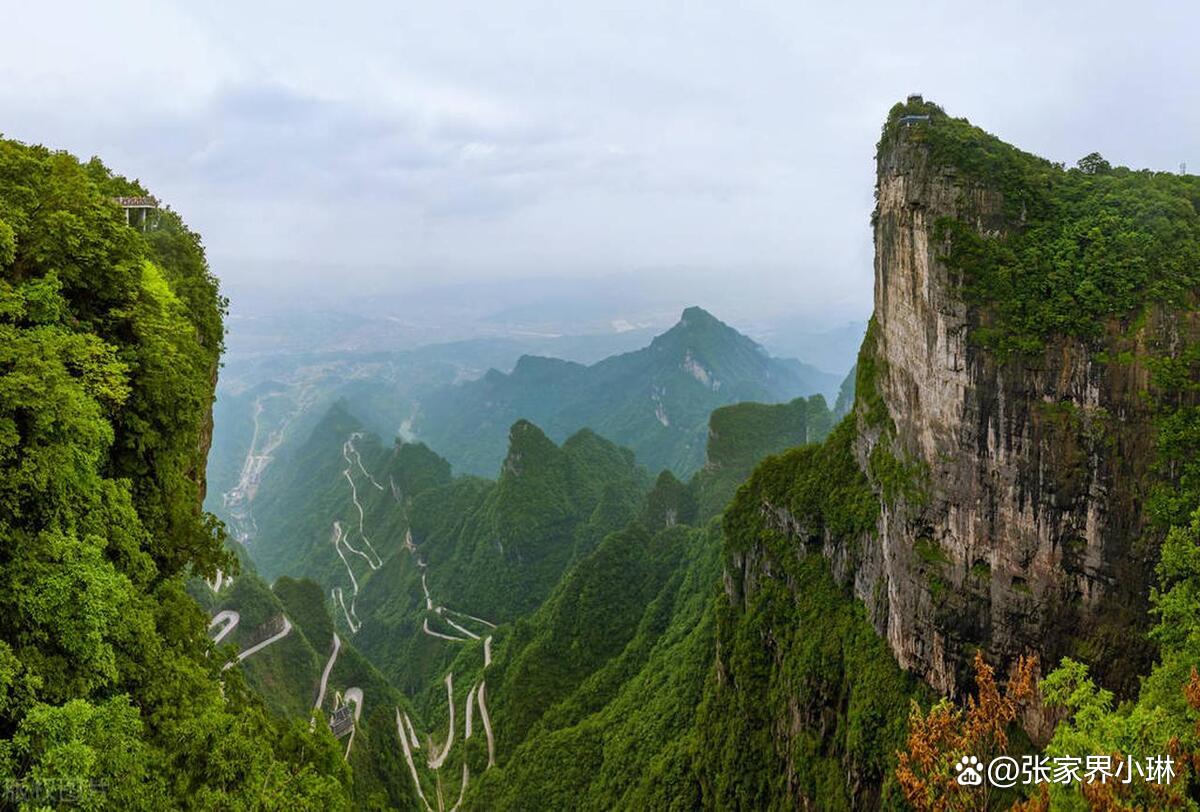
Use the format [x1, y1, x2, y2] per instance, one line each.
[696, 552, 924, 810]
[0, 136, 349, 807]
[464, 521, 722, 811]
[882, 98, 1200, 357]
[691, 393, 834, 518]
[698, 395, 916, 808]
[722, 415, 880, 555]
[1039, 505, 1200, 809]
[896, 652, 1037, 811]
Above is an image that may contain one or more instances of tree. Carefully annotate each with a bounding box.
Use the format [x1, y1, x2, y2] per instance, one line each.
[0, 136, 350, 808]
[896, 652, 1037, 811]
[1037, 506, 1200, 808]
[1076, 152, 1112, 175]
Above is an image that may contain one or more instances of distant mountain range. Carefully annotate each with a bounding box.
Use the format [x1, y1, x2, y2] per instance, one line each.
[415, 306, 841, 477]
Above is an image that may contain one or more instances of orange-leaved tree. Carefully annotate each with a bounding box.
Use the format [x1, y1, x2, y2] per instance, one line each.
[896, 652, 1037, 812]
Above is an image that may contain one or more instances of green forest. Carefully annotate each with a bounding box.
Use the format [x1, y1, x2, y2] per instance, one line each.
[0, 139, 355, 806]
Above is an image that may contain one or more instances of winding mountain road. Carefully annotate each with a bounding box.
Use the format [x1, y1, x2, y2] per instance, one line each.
[426, 673, 456, 770]
[446, 608, 496, 630]
[329, 433, 394, 638]
[207, 568, 229, 593]
[332, 586, 359, 633]
[331, 523, 363, 632]
[424, 618, 469, 643]
[327, 435, 503, 804]
[400, 623, 498, 806]
[208, 610, 240, 645]
[464, 684, 476, 739]
[348, 432, 386, 492]
[440, 611, 481, 640]
[476, 679, 495, 768]
[342, 436, 384, 568]
[221, 615, 292, 671]
[313, 633, 342, 712]
[410, 539, 494, 645]
[448, 763, 470, 812]
[341, 687, 363, 759]
[396, 709, 434, 812]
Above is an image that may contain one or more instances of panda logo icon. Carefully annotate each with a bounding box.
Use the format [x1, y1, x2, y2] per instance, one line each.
[955, 755, 983, 786]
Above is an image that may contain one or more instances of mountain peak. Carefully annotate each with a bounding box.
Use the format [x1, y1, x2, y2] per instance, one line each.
[649, 305, 753, 358]
[500, 419, 560, 478]
[679, 306, 721, 328]
[512, 354, 585, 380]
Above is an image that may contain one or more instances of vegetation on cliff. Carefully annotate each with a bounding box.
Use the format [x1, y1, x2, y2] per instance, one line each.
[871, 100, 1200, 808]
[1035, 504, 1200, 808]
[883, 96, 1200, 358]
[0, 137, 350, 806]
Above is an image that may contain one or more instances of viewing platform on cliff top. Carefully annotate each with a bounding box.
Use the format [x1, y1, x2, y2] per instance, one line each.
[113, 195, 159, 230]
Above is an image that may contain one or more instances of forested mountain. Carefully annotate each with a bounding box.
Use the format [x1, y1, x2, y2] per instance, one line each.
[204, 326, 663, 532]
[690, 98, 1200, 807]
[0, 137, 350, 806]
[219, 375, 836, 808]
[414, 306, 840, 478]
[190, 567, 424, 809]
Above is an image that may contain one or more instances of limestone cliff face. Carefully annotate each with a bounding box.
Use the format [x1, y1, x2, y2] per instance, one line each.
[713, 103, 1200, 805]
[728, 110, 1200, 707]
[837, 122, 1190, 698]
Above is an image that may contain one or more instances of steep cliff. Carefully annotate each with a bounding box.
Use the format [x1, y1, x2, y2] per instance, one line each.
[849, 98, 1200, 697]
[715, 99, 1200, 805]
[0, 137, 352, 806]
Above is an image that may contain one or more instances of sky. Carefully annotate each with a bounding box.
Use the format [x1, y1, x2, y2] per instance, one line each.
[2, 1, 1198, 326]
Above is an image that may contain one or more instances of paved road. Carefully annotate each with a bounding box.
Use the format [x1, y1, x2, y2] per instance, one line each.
[222, 616, 292, 671]
[331, 522, 363, 633]
[464, 684, 476, 739]
[476, 679, 495, 768]
[396, 709, 434, 812]
[313, 633, 342, 711]
[448, 763, 470, 812]
[341, 436, 383, 569]
[427, 673, 456, 770]
[208, 610, 240, 645]
[424, 618, 469, 642]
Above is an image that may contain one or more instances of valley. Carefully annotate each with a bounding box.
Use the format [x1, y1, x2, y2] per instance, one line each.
[206, 364, 839, 807]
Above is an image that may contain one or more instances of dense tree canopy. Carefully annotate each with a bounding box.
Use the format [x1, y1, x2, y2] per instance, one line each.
[0, 137, 349, 808]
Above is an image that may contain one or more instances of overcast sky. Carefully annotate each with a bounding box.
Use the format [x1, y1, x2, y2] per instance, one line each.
[2, 1, 1197, 324]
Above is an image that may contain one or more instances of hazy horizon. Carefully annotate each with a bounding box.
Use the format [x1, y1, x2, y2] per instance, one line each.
[3, 1, 1198, 324]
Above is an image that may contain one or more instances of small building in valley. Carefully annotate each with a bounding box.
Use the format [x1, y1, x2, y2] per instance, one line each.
[329, 705, 355, 738]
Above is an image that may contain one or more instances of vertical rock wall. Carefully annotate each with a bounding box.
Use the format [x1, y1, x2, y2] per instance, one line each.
[852, 124, 1169, 696]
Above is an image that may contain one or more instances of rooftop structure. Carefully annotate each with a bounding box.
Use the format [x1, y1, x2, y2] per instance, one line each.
[329, 705, 355, 738]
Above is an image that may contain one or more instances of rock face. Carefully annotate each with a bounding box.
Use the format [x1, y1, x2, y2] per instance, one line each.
[832, 118, 1189, 698]
[710, 101, 1200, 806]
